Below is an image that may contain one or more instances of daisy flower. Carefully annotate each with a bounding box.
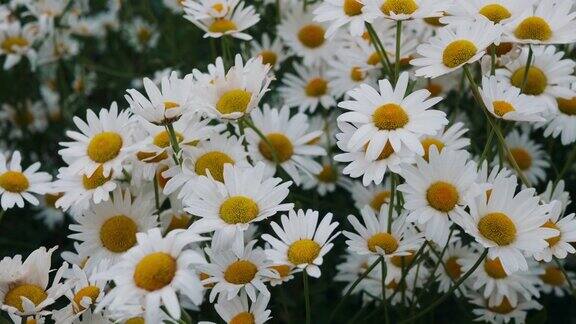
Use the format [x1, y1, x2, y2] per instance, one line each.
[469, 293, 541, 324]
[162, 0, 186, 13]
[0, 100, 47, 139]
[199, 239, 276, 302]
[452, 175, 557, 274]
[399, 147, 481, 244]
[244, 105, 326, 185]
[326, 46, 378, 98]
[432, 240, 478, 294]
[442, 0, 530, 25]
[538, 261, 576, 298]
[279, 62, 337, 113]
[479, 76, 546, 122]
[159, 198, 193, 234]
[350, 179, 392, 212]
[0, 246, 68, 319]
[184, 0, 260, 40]
[0, 21, 38, 70]
[265, 262, 296, 287]
[24, 0, 67, 32]
[0, 151, 51, 210]
[542, 83, 576, 145]
[182, 0, 238, 20]
[496, 46, 576, 111]
[263, 209, 340, 278]
[277, 4, 336, 65]
[502, 0, 576, 45]
[411, 19, 502, 78]
[338, 72, 446, 158]
[532, 201, 576, 263]
[418, 122, 470, 161]
[34, 191, 66, 230]
[68, 188, 158, 271]
[313, 0, 370, 38]
[248, 33, 287, 71]
[124, 17, 159, 52]
[95, 228, 207, 323]
[363, 0, 450, 21]
[59, 102, 135, 178]
[302, 159, 353, 196]
[125, 71, 195, 125]
[499, 129, 549, 185]
[344, 205, 424, 258]
[185, 163, 293, 237]
[213, 291, 271, 324]
[335, 253, 380, 298]
[539, 180, 571, 213]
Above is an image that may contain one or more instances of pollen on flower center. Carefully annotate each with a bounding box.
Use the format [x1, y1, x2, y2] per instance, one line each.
[478, 212, 517, 246]
[297, 24, 326, 48]
[489, 297, 514, 314]
[305, 78, 328, 97]
[133, 252, 177, 291]
[259, 133, 294, 163]
[219, 195, 260, 224]
[424, 16, 445, 27]
[426, 83, 443, 97]
[374, 141, 395, 160]
[426, 181, 459, 212]
[370, 190, 391, 211]
[540, 266, 565, 286]
[44, 193, 63, 208]
[442, 40, 477, 68]
[484, 257, 507, 279]
[216, 89, 252, 115]
[194, 151, 235, 182]
[166, 214, 191, 232]
[87, 132, 123, 163]
[372, 103, 409, 130]
[1, 36, 29, 53]
[542, 220, 561, 247]
[367, 52, 382, 66]
[137, 28, 151, 43]
[343, 0, 363, 16]
[288, 239, 321, 264]
[514, 16, 552, 41]
[224, 260, 258, 284]
[509, 148, 532, 170]
[391, 250, 415, 267]
[445, 256, 462, 280]
[125, 318, 145, 324]
[367, 232, 398, 254]
[492, 100, 515, 117]
[478, 4, 511, 23]
[259, 50, 278, 67]
[510, 66, 548, 96]
[0, 171, 29, 193]
[82, 166, 111, 189]
[73, 285, 100, 311]
[557, 96, 576, 116]
[4, 284, 47, 312]
[270, 264, 291, 278]
[99, 215, 138, 253]
[380, 0, 419, 15]
[137, 151, 168, 163]
[209, 19, 237, 33]
[421, 138, 444, 161]
[212, 3, 225, 13]
[350, 67, 365, 81]
[153, 130, 184, 148]
[317, 165, 338, 183]
[230, 311, 255, 324]
[164, 101, 179, 110]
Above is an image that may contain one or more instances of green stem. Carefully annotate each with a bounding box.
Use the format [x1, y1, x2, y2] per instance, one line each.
[479, 127, 495, 165]
[490, 44, 496, 76]
[419, 228, 455, 296]
[556, 145, 576, 186]
[387, 173, 397, 232]
[394, 21, 402, 85]
[520, 45, 533, 94]
[365, 22, 392, 77]
[153, 172, 161, 213]
[381, 257, 390, 324]
[554, 257, 576, 302]
[165, 123, 182, 165]
[276, 0, 281, 22]
[303, 272, 311, 324]
[398, 249, 488, 324]
[387, 241, 428, 302]
[0, 209, 5, 224]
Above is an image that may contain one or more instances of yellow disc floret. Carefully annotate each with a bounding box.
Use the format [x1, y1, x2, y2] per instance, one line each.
[541, 220, 561, 247]
[442, 40, 477, 68]
[297, 24, 326, 48]
[82, 166, 111, 189]
[343, 0, 363, 16]
[372, 103, 409, 130]
[557, 96, 576, 116]
[478, 212, 517, 246]
[259, 133, 294, 163]
[0, 171, 29, 193]
[540, 266, 565, 286]
[445, 256, 462, 279]
[514, 17, 552, 42]
[133, 252, 177, 291]
[492, 101, 515, 117]
[421, 138, 444, 161]
[484, 257, 507, 279]
[230, 311, 255, 324]
[219, 196, 260, 224]
[87, 132, 123, 163]
[316, 165, 338, 183]
[380, 0, 418, 15]
[194, 151, 235, 182]
[510, 66, 547, 96]
[259, 50, 278, 67]
[478, 4, 511, 23]
[224, 260, 258, 284]
[4, 284, 47, 312]
[216, 89, 252, 115]
[426, 181, 459, 212]
[367, 232, 398, 254]
[509, 148, 532, 171]
[370, 191, 391, 211]
[1, 37, 29, 53]
[99, 215, 138, 253]
[489, 297, 514, 314]
[73, 285, 101, 311]
[209, 19, 237, 33]
[305, 78, 328, 97]
[288, 239, 321, 265]
[153, 130, 183, 148]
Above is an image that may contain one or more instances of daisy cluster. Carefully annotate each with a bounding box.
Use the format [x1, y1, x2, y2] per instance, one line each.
[1, 0, 576, 323]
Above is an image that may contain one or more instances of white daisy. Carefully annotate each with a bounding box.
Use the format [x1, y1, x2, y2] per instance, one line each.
[213, 291, 271, 324]
[279, 62, 337, 113]
[263, 209, 340, 278]
[442, 0, 530, 25]
[326, 45, 379, 98]
[248, 33, 287, 71]
[0, 151, 51, 210]
[34, 191, 66, 230]
[313, 0, 370, 38]
[124, 17, 159, 52]
[418, 122, 470, 161]
[432, 240, 478, 294]
[350, 179, 392, 212]
[363, 0, 451, 21]
[0, 21, 38, 70]
[532, 201, 576, 263]
[182, 0, 238, 20]
[334, 253, 380, 299]
[184, 0, 260, 40]
[537, 260, 576, 298]
[498, 129, 549, 185]
[541, 83, 576, 145]
[0, 100, 47, 139]
[469, 293, 541, 324]
[302, 159, 353, 196]
[539, 180, 571, 214]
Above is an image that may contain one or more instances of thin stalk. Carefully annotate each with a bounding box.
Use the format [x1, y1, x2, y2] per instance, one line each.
[479, 127, 495, 165]
[365, 22, 393, 76]
[303, 272, 311, 324]
[394, 21, 402, 85]
[398, 249, 489, 324]
[520, 45, 533, 94]
[418, 228, 455, 296]
[276, 0, 281, 22]
[165, 123, 182, 165]
[0, 209, 5, 224]
[153, 172, 161, 213]
[555, 144, 576, 186]
[243, 117, 279, 164]
[554, 257, 576, 302]
[387, 173, 397, 232]
[490, 44, 496, 76]
[387, 241, 428, 302]
[381, 257, 390, 324]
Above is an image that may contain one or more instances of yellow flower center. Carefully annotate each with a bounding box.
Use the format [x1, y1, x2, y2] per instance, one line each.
[492, 101, 515, 117]
[0, 171, 29, 193]
[219, 196, 260, 224]
[125, 318, 145, 324]
[297, 24, 326, 48]
[136, 151, 168, 163]
[424, 16, 445, 27]
[350, 67, 365, 81]
[305, 78, 328, 97]
[426, 83, 443, 97]
[199, 272, 215, 288]
[442, 40, 477, 68]
[259, 50, 278, 67]
[426, 181, 459, 213]
[216, 89, 252, 115]
[133, 252, 177, 291]
[370, 191, 391, 211]
[212, 3, 225, 13]
[87, 132, 123, 163]
[495, 42, 513, 56]
[164, 101, 179, 110]
[288, 239, 321, 264]
[259, 133, 294, 163]
[194, 151, 235, 182]
[153, 130, 183, 148]
[156, 165, 170, 189]
[44, 193, 63, 208]
[367, 232, 398, 254]
[343, 0, 363, 16]
[317, 165, 338, 183]
[137, 28, 151, 44]
[557, 96, 576, 116]
[99, 215, 138, 253]
[224, 260, 258, 284]
[540, 266, 565, 286]
[445, 256, 462, 279]
[1, 36, 29, 53]
[4, 284, 47, 312]
[82, 166, 111, 190]
[484, 257, 507, 279]
[73, 285, 100, 311]
[230, 311, 255, 324]
[376, 141, 395, 160]
[270, 264, 292, 278]
[166, 214, 191, 232]
[209, 19, 237, 33]
[390, 250, 415, 267]
[542, 219, 561, 247]
[510, 66, 547, 96]
[489, 297, 514, 314]
[509, 148, 532, 170]
[367, 51, 381, 66]
[421, 138, 444, 161]
[478, 4, 511, 23]
[478, 212, 517, 246]
[514, 16, 552, 41]
[372, 103, 409, 130]
[380, 0, 419, 15]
